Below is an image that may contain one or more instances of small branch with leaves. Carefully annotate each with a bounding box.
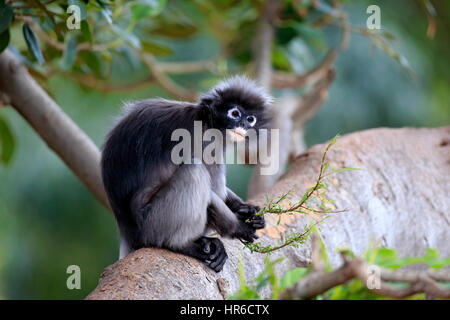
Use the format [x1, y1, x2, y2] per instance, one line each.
[244, 135, 358, 254]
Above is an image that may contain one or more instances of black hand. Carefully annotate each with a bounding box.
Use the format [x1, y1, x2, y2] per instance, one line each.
[235, 203, 266, 229]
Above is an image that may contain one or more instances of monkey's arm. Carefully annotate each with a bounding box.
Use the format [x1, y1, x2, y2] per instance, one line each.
[208, 191, 259, 242]
[225, 188, 265, 229]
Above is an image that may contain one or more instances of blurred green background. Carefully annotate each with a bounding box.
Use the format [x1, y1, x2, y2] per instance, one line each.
[0, 0, 449, 299]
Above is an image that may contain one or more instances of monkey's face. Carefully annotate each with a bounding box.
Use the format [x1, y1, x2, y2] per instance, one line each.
[199, 75, 272, 141]
[222, 105, 257, 142]
[209, 103, 266, 143]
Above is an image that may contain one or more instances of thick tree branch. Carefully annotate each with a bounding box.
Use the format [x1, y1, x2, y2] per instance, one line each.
[0, 50, 111, 211]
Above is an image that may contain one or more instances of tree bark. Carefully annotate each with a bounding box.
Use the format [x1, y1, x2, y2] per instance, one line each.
[0, 50, 111, 211]
[87, 126, 450, 299]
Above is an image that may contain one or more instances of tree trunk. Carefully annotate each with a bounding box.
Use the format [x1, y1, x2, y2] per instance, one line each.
[87, 126, 450, 299]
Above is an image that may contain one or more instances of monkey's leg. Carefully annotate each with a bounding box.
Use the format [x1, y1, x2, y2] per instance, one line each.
[119, 234, 133, 259]
[225, 188, 265, 229]
[175, 237, 228, 272]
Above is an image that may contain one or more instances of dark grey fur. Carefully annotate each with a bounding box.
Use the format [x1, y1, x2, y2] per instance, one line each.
[101, 76, 271, 272]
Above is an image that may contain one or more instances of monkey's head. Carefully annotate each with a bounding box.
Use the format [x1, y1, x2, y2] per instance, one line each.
[199, 75, 273, 142]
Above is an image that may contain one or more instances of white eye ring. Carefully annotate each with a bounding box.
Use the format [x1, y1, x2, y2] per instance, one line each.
[227, 107, 241, 120]
[247, 115, 257, 126]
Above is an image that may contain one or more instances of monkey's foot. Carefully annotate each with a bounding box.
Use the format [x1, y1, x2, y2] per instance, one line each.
[179, 237, 228, 272]
[235, 203, 266, 229]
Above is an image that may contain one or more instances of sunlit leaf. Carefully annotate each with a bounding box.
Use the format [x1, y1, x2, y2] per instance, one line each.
[22, 23, 45, 65]
[272, 46, 292, 71]
[141, 40, 173, 56]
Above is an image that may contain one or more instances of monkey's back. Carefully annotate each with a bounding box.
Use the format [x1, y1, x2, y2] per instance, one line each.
[101, 99, 202, 249]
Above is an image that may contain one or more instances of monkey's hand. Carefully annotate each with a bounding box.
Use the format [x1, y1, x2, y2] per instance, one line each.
[235, 203, 266, 230]
[234, 221, 260, 243]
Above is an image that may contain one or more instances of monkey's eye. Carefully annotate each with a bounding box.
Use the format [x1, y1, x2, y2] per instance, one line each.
[227, 107, 241, 120]
[247, 116, 257, 126]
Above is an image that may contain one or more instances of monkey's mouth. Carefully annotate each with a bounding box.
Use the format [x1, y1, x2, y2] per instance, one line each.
[228, 127, 247, 142]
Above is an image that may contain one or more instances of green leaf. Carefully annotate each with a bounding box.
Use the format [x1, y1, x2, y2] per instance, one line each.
[60, 36, 78, 71]
[280, 268, 308, 289]
[80, 20, 92, 45]
[272, 46, 292, 71]
[97, 0, 112, 24]
[373, 247, 398, 265]
[131, 0, 166, 20]
[0, 115, 15, 165]
[151, 22, 197, 38]
[141, 40, 173, 56]
[22, 23, 45, 65]
[0, 28, 10, 54]
[0, 1, 13, 35]
[79, 51, 102, 77]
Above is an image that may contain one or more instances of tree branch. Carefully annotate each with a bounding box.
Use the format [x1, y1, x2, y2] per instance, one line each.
[137, 50, 199, 101]
[272, 50, 337, 89]
[292, 68, 335, 127]
[282, 255, 450, 299]
[253, 0, 279, 88]
[0, 50, 111, 211]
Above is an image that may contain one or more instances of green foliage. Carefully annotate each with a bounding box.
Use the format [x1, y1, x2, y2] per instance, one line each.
[325, 247, 450, 300]
[22, 23, 45, 64]
[0, 0, 13, 35]
[369, 247, 450, 270]
[4, 0, 427, 86]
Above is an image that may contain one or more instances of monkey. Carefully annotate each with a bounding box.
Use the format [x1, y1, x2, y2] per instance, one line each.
[101, 75, 272, 272]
